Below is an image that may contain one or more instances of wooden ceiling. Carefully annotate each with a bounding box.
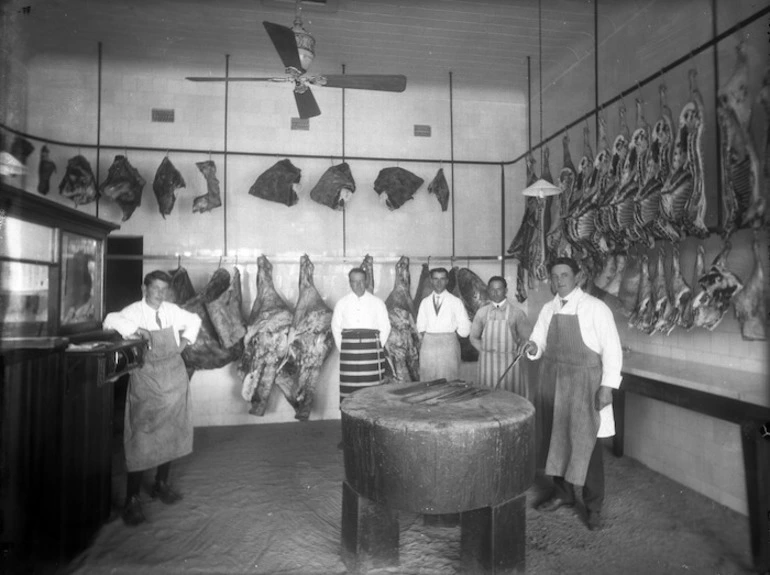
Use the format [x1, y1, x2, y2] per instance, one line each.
[8, 0, 598, 93]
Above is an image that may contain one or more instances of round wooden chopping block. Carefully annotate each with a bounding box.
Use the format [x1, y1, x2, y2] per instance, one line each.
[341, 381, 535, 514]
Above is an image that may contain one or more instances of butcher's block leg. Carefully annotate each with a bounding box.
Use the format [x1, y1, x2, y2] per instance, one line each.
[341, 481, 399, 573]
[459, 494, 526, 574]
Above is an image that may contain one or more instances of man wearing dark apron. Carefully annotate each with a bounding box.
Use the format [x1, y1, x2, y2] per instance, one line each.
[518, 257, 622, 531]
[469, 276, 532, 395]
[104, 270, 202, 526]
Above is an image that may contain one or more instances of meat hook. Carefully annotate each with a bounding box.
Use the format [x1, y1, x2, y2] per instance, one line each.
[177, 254, 181, 268]
[218, 255, 223, 268]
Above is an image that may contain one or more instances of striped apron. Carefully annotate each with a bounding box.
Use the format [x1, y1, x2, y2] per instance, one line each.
[539, 309, 602, 485]
[419, 332, 461, 381]
[124, 326, 193, 472]
[478, 305, 525, 395]
[339, 329, 386, 404]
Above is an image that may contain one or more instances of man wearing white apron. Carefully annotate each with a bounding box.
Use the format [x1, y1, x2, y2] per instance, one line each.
[518, 257, 622, 531]
[104, 270, 202, 526]
[469, 276, 532, 395]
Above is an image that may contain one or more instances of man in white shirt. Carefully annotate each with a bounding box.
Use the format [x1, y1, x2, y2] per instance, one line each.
[415, 267, 472, 381]
[470, 276, 532, 395]
[331, 267, 391, 403]
[517, 257, 622, 531]
[103, 270, 202, 527]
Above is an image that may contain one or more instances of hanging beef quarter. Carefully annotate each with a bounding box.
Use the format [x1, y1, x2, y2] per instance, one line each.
[280, 255, 333, 421]
[629, 253, 654, 331]
[692, 242, 744, 331]
[205, 266, 246, 349]
[450, 266, 478, 362]
[546, 136, 576, 259]
[617, 253, 642, 316]
[10, 136, 34, 165]
[604, 254, 627, 299]
[384, 256, 420, 382]
[373, 167, 424, 210]
[732, 233, 766, 341]
[181, 268, 244, 377]
[36, 145, 56, 195]
[193, 160, 222, 213]
[650, 246, 675, 335]
[596, 105, 631, 250]
[152, 156, 186, 218]
[678, 243, 705, 330]
[100, 155, 146, 221]
[427, 167, 450, 211]
[507, 154, 538, 273]
[455, 267, 490, 321]
[663, 243, 692, 333]
[718, 42, 764, 237]
[59, 155, 99, 206]
[249, 159, 301, 207]
[413, 262, 432, 312]
[360, 254, 375, 294]
[240, 256, 294, 416]
[309, 162, 356, 210]
[166, 266, 196, 305]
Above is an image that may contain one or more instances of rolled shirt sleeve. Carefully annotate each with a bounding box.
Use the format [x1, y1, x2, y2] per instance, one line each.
[103, 311, 140, 339]
[170, 304, 202, 344]
[469, 307, 486, 351]
[453, 297, 472, 338]
[527, 303, 554, 360]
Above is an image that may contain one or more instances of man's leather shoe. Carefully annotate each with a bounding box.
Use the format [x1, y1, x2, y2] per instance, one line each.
[536, 497, 575, 512]
[122, 495, 146, 526]
[586, 510, 603, 531]
[151, 481, 183, 505]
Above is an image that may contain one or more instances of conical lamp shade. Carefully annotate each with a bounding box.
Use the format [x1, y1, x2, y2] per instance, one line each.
[521, 178, 562, 197]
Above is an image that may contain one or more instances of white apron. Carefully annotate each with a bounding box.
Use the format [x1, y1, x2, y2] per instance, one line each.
[478, 305, 525, 395]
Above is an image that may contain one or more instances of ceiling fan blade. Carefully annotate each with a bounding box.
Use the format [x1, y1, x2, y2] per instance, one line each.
[263, 21, 304, 72]
[294, 89, 321, 119]
[319, 74, 407, 92]
[186, 77, 286, 82]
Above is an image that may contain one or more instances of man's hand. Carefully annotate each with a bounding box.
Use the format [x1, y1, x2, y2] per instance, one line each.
[516, 340, 537, 357]
[179, 337, 191, 351]
[136, 327, 151, 341]
[595, 386, 613, 411]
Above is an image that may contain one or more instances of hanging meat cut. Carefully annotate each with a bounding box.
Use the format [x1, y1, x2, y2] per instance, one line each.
[181, 268, 244, 377]
[617, 252, 642, 316]
[152, 156, 186, 218]
[166, 266, 196, 305]
[100, 155, 146, 221]
[594, 254, 618, 291]
[678, 244, 705, 331]
[360, 254, 375, 293]
[663, 243, 692, 333]
[193, 160, 222, 213]
[384, 256, 420, 382]
[449, 266, 478, 362]
[732, 233, 766, 341]
[595, 105, 631, 251]
[413, 262, 432, 312]
[310, 162, 356, 211]
[280, 255, 333, 421]
[659, 69, 709, 239]
[692, 242, 744, 331]
[508, 153, 539, 299]
[205, 266, 246, 350]
[546, 135, 576, 260]
[249, 159, 301, 207]
[427, 168, 450, 212]
[240, 256, 294, 416]
[718, 42, 764, 237]
[374, 167, 424, 210]
[650, 247, 674, 335]
[604, 254, 627, 298]
[37, 145, 56, 195]
[455, 267, 490, 321]
[59, 155, 99, 206]
[629, 254, 654, 332]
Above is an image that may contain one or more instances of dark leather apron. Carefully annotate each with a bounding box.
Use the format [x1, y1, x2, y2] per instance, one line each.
[124, 326, 193, 472]
[540, 309, 602, 485]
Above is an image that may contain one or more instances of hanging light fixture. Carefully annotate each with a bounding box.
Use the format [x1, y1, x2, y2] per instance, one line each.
[292, 1, 316, 71]
[521, 178, 562, 198]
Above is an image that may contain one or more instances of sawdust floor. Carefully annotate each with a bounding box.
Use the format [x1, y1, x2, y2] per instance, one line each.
[54, 421, 754, 575]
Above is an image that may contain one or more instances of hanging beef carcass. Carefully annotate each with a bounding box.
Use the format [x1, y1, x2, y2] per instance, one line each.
[607, 99, 651, 248]
[360, 254, 375, 293]
[678, 244, 705, 330]
[193, 160, 222, 213]
[181, 268, 244, 377]
[604, 254, 627, 298]
[59, 155, 99, 206]
[633, 84, 677, 245]
[413, 262, 432, 311]
[732, 233, 766, 341]
[508, 153, 539, 300]
[166, 266, 197, 305]
[280, 255, 333, 421]
[455, 267, 491, 321]
[100, 155, 146, 221]
[310, 162, 356, 210]
[205, 266, 246, 349]
[759, 66, 770, 218]
[596, 105, 631, 251]
[618, 252, 642, 316]
[428, 168, 450, 212]
[546, 135, 576, 260]
[384, 256, 420, 382]
[152, 156, 186, 218]
[449, 266, 478, 362]
[37, 145, 56, 195]
[629, 254, 654, 332]
[650, 247, 675, 335]
[718, 42, 765, 237]
[661, 243, 692, 333]
[659, 69, 709, 239]
[692, 242, 744, 331]
[374, 167, 424, 210]
[526, 151, 553, 282]
[240, 256, 295, 416]
[249, 159, 301, 207]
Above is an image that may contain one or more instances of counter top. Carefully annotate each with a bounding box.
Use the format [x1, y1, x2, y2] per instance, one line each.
[0, 337, 69, 351]
[622, 352, 769, 408]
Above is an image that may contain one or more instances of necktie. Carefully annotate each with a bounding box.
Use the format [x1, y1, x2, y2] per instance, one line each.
[433, 295, 441, 315]
[155, 310, 163, 329]
[560, 299, 568, 308]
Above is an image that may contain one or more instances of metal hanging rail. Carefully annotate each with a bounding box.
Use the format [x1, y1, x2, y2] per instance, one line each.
[104, 253, 505, 265]
[504, 4, 770, 167]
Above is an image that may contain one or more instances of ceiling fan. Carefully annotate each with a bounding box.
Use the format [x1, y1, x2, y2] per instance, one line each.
[186, 0, 407, 119]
